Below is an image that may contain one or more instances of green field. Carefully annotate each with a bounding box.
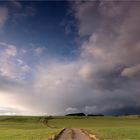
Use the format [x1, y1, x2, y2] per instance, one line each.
[0, 116, 60, 140]
[0, 116, 140, 140]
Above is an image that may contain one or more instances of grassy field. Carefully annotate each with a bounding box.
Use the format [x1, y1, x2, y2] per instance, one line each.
[50, 116, 140, 140]
[0, 116, 60, 140]
[0, 116, 140, 140]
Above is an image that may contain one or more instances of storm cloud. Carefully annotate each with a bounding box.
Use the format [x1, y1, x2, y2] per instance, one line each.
[0, 1, 140, 115]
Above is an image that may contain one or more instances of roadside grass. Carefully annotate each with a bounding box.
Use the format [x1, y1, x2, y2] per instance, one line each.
[49, 116, 140, 140]
[0, 116, 140, 140]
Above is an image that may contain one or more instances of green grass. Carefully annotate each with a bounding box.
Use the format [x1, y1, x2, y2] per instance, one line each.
[49, 116, 140, 140]
[0, 116, 60, 140]
[0, 116, 140, 139]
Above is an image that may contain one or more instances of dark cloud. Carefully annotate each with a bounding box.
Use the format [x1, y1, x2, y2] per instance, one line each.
[69, 0, 140, 115]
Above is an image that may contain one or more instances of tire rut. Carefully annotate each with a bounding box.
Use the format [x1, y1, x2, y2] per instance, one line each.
[54, 128, 96, 140]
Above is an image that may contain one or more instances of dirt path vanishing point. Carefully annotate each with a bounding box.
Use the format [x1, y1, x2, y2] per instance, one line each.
[54, 128, 97, 140]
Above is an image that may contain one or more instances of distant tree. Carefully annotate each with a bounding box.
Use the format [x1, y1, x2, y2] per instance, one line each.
[87, 114, 104, 116]
[66, 113, 86, 116]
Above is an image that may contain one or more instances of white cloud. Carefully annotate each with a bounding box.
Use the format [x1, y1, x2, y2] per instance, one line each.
[65, 107, 79, 114]
[79, 63, 94, 80]
[0, 61, 17, 78]
[0, 42, 30, 80]
[5, 45, 17, 57]
[21, 65, 30, 72]
[121, 64, 140, 78]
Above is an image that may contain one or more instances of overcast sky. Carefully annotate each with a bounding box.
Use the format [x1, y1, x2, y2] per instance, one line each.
[0, 0, 140, 115]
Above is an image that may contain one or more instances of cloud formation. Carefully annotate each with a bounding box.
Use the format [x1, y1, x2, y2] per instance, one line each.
[71, 1, 140, 114]
[0, 1, 140, 115]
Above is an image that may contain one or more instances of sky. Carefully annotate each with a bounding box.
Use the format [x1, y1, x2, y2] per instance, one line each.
[0, 0, 140, 116]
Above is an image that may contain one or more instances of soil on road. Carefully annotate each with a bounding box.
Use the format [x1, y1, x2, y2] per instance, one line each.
[55, 128, 94, 140]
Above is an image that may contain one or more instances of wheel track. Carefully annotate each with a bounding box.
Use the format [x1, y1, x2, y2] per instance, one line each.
[54, 128, 97, 140]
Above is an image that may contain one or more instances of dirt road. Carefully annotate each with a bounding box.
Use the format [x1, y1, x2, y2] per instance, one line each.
[54, 128, 94, 140]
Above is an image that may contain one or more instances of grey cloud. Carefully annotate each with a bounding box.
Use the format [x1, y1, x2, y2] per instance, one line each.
[0, 6, 8, 30]
[1, 1, 140, 115]
[0, 60, 140, 115]
[69, 1, 140, 115]
[0, 107, 21, 115]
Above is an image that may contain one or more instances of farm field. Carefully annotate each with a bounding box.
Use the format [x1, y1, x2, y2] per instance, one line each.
[0, 116, 140, 140]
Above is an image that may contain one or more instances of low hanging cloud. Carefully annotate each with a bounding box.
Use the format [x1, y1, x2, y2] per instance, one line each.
[0, 1, 140, 115]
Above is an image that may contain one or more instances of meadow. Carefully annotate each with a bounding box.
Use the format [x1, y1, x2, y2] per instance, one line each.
[0, 116, 60, 140]
[0, 116, 140, 140]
